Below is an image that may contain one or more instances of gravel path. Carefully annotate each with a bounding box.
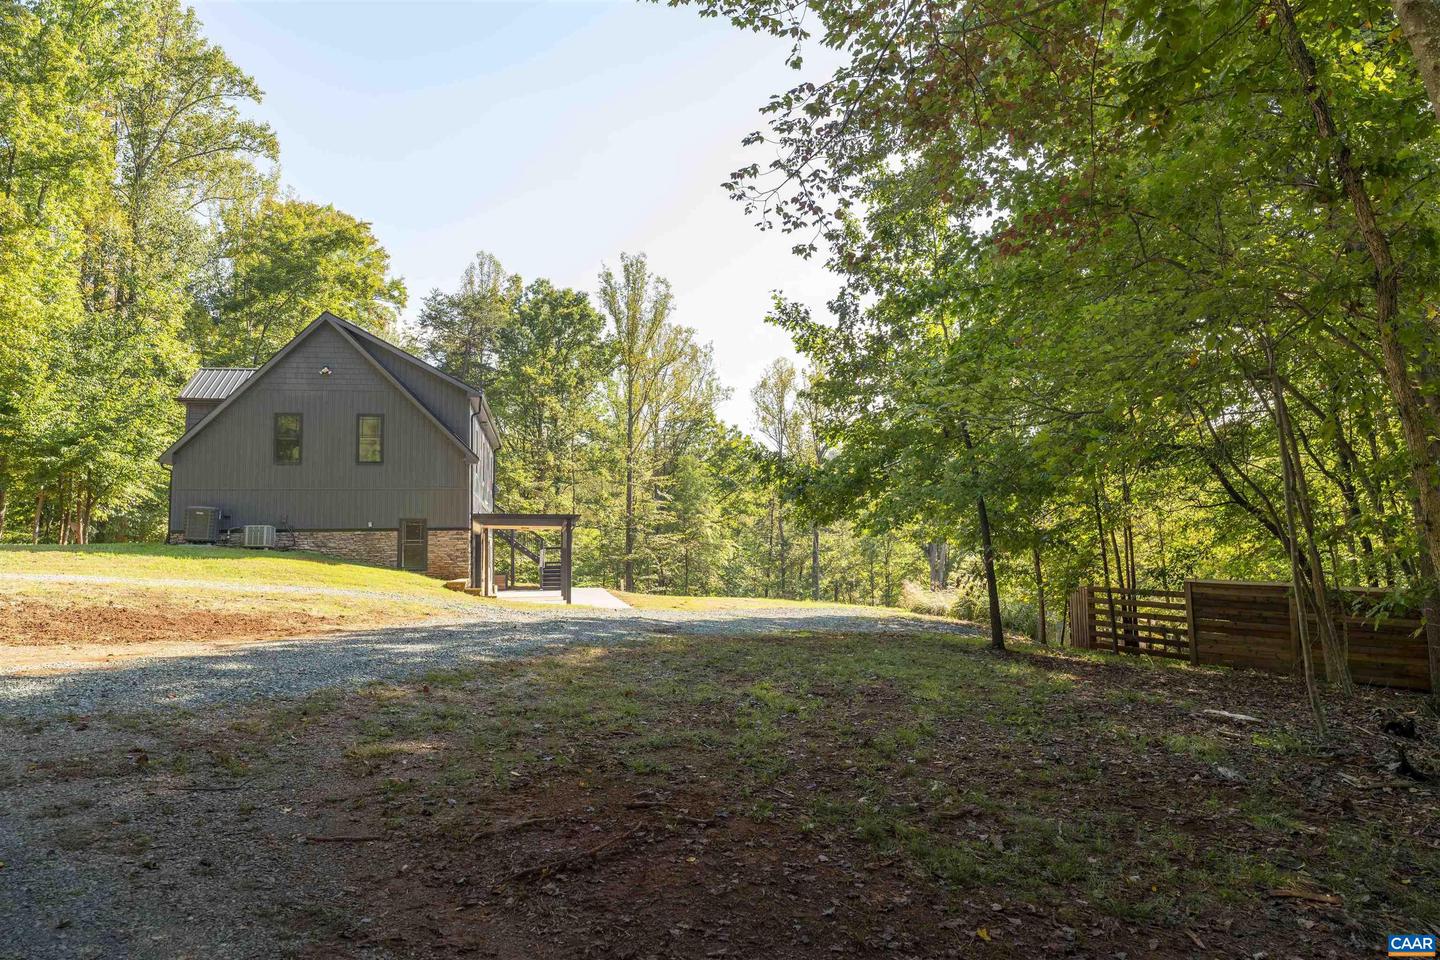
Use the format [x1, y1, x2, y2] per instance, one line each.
[0, 597, 969, 960]
[0, 594, 963, 720]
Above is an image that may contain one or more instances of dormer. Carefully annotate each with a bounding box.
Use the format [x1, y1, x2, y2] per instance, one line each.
[177, 367, 256, 430]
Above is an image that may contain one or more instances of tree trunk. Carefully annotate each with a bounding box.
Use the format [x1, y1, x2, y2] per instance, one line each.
[1107, 523, 1135, 648]
[810, 524, 820, 600]
[976, 492, 1004, 651]
[1275, 0, 1440, 603]
[1156, 510, 1169, 590]
[868, 547, 877, 605]
[1262, 338, 1354, 694]
[777, 511, 786, 598]
[78, 480, 93, 545]
[960, 423, 1004, 650]
[32, 489, 45, 544]
[884, 540, 893, 605]
[1392, 0, 1440, 122]
[1258, 345, 1338, 730]
[57, 477, 71, 547]
[765, 498, 775, 598]
[1094, 486, 1120, 654]
[1032, 538, 1048, 645]
[1120, 472, 1137, 592]
[623, 385, 636, 592]
[924, 542, 949, 589]
[1413, 501, 1440, 704]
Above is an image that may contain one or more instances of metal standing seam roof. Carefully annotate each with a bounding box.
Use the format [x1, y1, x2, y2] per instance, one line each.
[178, 367, 256, 401]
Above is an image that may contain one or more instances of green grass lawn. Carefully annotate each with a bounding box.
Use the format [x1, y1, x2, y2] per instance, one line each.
[0, 543, 464, 597]
[612, 588, 912, 614]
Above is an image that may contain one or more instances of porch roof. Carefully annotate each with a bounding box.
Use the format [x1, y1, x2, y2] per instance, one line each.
[472, 512, 580, 532]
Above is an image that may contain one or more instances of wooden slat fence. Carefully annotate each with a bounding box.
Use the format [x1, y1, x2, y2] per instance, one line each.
[1083, 586, 1191, 660]
[1068, 580, 1433, 692]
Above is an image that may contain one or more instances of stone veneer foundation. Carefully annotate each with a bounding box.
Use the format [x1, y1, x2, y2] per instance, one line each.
[169, 527, 471, 581]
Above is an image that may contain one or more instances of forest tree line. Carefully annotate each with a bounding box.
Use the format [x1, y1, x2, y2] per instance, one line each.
[0, 0, 930, 601]
[413, 249, 930, 598]
[678, 0, 1440, 719]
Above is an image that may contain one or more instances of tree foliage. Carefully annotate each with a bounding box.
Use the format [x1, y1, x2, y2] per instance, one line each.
[675, 0, 1440, 715]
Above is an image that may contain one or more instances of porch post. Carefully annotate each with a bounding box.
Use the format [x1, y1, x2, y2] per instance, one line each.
[470, 526, 481, 589]
[485, 528, 496, 597]
[561, 518, 573, 604]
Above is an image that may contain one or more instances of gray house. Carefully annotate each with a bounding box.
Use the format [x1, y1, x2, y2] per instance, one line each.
[162, 311, 507, 582]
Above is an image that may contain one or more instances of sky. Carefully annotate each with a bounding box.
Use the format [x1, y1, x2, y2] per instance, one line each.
[192, 0, 841, 429]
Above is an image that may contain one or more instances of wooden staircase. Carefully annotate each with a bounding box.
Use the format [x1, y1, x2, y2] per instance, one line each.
[491, 504, 561, 590]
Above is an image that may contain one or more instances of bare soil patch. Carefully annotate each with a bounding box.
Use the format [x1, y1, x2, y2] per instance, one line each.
[0, 582, 456, 672]
[0, 596, 337, 647]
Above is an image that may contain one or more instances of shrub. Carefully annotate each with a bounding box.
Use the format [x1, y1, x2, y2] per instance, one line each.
[898, 581, 956, 617]
[900, 576, 1056, 642]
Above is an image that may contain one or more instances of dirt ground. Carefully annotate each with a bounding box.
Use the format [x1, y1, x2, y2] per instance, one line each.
[0, 596, 340, 647]
[3, 628, 1437, 960]
[0, 585, 452, 672]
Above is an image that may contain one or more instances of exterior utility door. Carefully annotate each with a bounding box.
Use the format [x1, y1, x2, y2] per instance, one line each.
[399, 519, 427, 571]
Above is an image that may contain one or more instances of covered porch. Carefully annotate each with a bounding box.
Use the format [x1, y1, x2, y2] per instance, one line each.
[470, 513, 579, 604]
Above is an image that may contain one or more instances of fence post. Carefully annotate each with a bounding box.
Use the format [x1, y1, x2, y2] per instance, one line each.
[1288, 585, 1302, 678]
[1184, 580, 1199, 665]
[1080, 585, 1092, 649]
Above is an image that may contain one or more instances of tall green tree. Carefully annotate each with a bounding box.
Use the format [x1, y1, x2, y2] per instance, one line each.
[599, 253, 679, 590]
[751, 358, 802, 596]
[199, 197, 406, 365]
[417, 251, 519, 389]
[491, 279, 613, 513]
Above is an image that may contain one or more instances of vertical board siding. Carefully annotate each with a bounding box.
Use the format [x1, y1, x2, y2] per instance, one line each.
[183, 400, 219, 431]
[471, 414, 494, 514]
[170, 323, 470, 531]
[353, 336, 473, 441]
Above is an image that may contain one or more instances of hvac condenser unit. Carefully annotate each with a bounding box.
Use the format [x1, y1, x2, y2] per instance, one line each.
[183, 506, 221, 543]
[243, 524, 276, 549]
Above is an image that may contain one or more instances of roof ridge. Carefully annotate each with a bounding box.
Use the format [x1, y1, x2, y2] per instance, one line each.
[320, 311, 482, 396]
[161, 313, 478, 466]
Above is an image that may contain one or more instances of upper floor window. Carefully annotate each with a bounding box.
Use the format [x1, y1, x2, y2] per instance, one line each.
[274, 413, 302, 464]
[357, 414, 383, 463]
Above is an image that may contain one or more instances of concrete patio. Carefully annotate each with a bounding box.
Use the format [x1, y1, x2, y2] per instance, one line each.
[500, 587, 630, 610]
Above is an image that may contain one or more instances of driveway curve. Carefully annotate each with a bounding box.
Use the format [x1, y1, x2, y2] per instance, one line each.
[0, 598, 971, 720]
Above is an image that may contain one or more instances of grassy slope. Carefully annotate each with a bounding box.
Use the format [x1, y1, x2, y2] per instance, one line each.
[612, 589, 910, 614]
[0, 543, 464, 597]
[0, 547, 913, 614]
[0, 546, 489, 651]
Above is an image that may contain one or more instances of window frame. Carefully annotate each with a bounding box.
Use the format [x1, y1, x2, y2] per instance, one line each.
[273, 412, 302, 465]
[356, 413, 384, 465]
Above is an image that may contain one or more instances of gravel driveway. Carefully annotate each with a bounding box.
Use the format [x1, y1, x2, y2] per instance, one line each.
[0, 596, 963, 720]
[1, 598, 969, 960]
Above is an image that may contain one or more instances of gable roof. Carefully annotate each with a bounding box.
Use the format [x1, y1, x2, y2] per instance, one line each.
[178, 367, 255, 401]
[323, 311, 481, 395]
[159, 313, 480, 466]
[323, 311, 500, 451]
